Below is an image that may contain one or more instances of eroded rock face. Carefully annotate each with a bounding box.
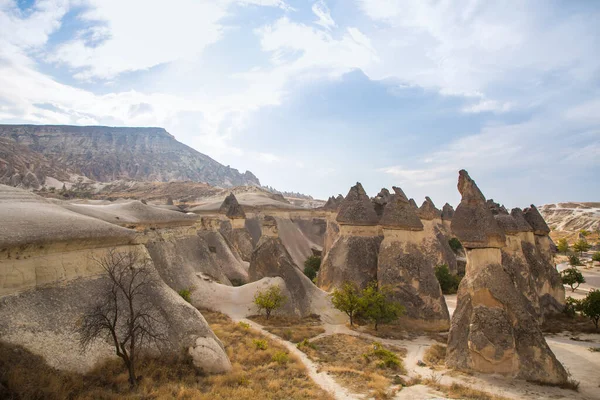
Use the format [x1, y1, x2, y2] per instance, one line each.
[336, 182, 379, 226]
[523, 205, 551, 236]
[441, 203, 454, 221]
[451, 170, 506, 249]
[372, 188, 392, 218]
[319, 183, 382, 290]
[418, 197, 442, 220]
[447, 170, 567, 384]
[377, 189, 449, 330]
[220, 193, 246, 219]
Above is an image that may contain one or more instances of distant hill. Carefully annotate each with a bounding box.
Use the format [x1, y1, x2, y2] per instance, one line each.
[539, 202, 600, 232]
[0, 124, 260, 189]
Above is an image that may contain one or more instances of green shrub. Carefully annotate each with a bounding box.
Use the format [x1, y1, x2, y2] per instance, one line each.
[364, 342, 401, 370]
[557, 238, 569, 254]
[561, 268, 585, 292]
[568, 254, 582, 266]
[252, 339, 268, 350]
[580, 290, 600, 331]
[564, 297, 582, 317]
[238, 321, 250, 330]
[178, 288, 192, 303]
[254, 285, 287, 319]
[434, 264, 462, 294]
[573, 239, 591, 256]
[592, 252, 600, 262]
[297, 339, 317, 350]
[448, 238, 462, 252]
[303, 255, 321, 281]
[360, 283, 405, 331]
[272, 351, 289, 364]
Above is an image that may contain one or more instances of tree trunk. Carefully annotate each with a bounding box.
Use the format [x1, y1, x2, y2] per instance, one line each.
[266, 309, 271, 320]
[349, 314, 353, 326]
[127, 360, 136, 387]
[374, 320, 378, 331]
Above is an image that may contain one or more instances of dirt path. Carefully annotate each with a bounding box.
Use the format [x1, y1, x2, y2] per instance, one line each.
[238, 318, 364, 400]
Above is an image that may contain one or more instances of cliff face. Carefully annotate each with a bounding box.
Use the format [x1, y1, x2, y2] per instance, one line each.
[0, 125, 260, 188]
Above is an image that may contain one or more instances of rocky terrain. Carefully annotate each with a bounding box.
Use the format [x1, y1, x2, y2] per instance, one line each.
[0, 124, 260, 189]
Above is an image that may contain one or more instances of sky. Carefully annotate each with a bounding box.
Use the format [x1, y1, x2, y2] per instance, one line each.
[0, 0, 599, 208]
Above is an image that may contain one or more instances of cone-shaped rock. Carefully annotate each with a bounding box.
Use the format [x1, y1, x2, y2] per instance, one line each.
[377, 186, 449, 330]
[441, 203, 454, 221]
[451, 170, 505, 248]
[486, 199, 509, 215]
[523, 205, 551, 236]
[220, 193, 246, 219]
[409, 198, 418, 209]
[510, 208, 533, 232]
[336, 183, 379, 225]
[379, 187, 423, 231]
[446, 170, 568, 384]
[372, 188, 392, 218]
[418, 197, 441, 220]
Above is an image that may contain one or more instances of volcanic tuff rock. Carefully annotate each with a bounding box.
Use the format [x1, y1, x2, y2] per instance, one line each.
[441, 203, 454, 221]
[451, 170, 506, 248]
[486, 199, 509, 215]
[336, 182, 379, 226]
[446, 171, 567, 384]
[379, 187, 423, 231]
[377, 187, 449, 329]
[409, 198, 418, 209]
[372, 188, 392, 217]
[523, 205, 551, 236]
[220, 193, 246, 219]
[418, 197, 442, 220]
[0, 124, 260, 188]
[539, 202, 600, 232]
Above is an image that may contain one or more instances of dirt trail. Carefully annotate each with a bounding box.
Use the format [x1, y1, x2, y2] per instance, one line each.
[239, 318, 363, 400]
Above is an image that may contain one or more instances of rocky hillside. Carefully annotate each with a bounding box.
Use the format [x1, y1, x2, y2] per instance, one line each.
[0, 124, 260, 188]
[539, 202, 600, 232]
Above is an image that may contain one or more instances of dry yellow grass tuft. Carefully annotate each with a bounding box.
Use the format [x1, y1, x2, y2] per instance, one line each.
[249, 314, 326, 343]
[423, 344, 447, 367]
[423, 379, 511, 400]
[299, 334, 406, 399]
[0, 310, 332, 400]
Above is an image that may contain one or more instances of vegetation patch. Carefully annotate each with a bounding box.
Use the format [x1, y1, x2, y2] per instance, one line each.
[299, 334, 406, 398]
[0, 310, 332, 400]
[249, 314, 325, 343]
[423, 379, 511, 400]
[423, 344, 447, 367]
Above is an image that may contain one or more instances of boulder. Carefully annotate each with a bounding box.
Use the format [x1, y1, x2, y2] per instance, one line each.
[446, 170, 568, 384]
[372, 188, 392, 218]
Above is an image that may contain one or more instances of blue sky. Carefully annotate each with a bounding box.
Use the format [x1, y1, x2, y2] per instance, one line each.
[0, 0, 598, 207]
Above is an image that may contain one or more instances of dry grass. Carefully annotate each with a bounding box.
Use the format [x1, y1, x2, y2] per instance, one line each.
[0, 310, 332, 400]
[541, 313, 599, 334]
[423, 379, 511, 400]
[248, 314, 326, 343]
[299, 334, 406, 399]
[350, 320, 448, 342]
[423, 344, 447, 367]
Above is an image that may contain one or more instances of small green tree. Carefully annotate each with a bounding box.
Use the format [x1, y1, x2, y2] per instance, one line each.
[303, 255, 321, 281]
[434, 264, 462, 294]
[569, 254, 582, 266]
[564, 297, 582, 317]
[331, 282, 362, 326]
[580, 290, 600, 331]
[360, 282, 405, 331]
[254, 285, 287, 320]
[592, 252, 600, 263]
[579, 229, 591, 237]
[448, 238, 462, 253]
[556, 238, 570, 254]
[573, 239, 591, 256]
[561, 268, 586, 292]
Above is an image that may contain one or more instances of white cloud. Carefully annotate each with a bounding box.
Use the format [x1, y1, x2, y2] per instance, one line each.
[257, 152, 281, 163]
[312, 0, 336, 30]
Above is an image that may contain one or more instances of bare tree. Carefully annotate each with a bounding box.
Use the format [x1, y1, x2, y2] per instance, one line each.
[76, 249, 168, 387]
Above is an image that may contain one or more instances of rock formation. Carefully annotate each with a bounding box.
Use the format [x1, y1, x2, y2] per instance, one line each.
[522, 205, 565, 314]
[219, 193, 254, 262]
[409, 198, 418, 209]
[446, 171, 567, 384]
[0, 185, 230, 374]
[441, 203, 454, 230]
[318, 183, 382, 290]
[372, 188, 392, 218]
[418, 197, 442, 220]
[377, 187, 450, 330]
